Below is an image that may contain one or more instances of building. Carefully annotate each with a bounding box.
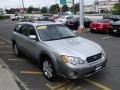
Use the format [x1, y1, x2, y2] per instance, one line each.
[0, 8, 4, 15]
[98, 0, 118, 13]
[84, 0, 118, 13]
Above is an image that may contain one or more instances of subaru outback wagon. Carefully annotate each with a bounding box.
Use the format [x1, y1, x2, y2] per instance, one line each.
[12, 21, 107, 80]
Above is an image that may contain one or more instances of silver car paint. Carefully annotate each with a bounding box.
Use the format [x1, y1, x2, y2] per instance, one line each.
[12, 22, 107, 78]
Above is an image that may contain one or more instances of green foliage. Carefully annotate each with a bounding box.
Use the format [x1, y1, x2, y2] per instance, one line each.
[71, 3, 79, 13]
[111, 3, 120, 15]
[74, 3, 79, 12]
[27, 6, 34, 13]
[41, 7, 48, 14]
[62, 5, 69, 12]
[49, 4, 60, 14]
[0, 15, 10, 20]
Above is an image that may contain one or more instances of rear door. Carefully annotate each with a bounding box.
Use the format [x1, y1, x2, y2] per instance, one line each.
[14, 24, 29, 51]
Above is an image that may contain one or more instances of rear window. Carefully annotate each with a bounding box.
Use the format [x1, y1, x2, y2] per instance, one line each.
[97, 19, 111, 23]
[14, 24, 22, 32]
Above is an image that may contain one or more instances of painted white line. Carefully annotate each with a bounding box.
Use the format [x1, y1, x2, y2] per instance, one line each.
[0, 35, 11, 43]
[0, 51, 14, 54]
[0, 46, 12, 48]
[8, 59, 26, 61]
[20, 71, 43, 75]
[101, 36, 112, 40]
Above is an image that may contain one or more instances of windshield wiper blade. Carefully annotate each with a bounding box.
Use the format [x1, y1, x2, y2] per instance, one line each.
[60, 36, 76, 39]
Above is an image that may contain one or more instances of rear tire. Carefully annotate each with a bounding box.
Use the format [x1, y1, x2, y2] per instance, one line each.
[108, 31, 114, 36]
[13, 43, 21, 57]
[90, 29, 95, 33]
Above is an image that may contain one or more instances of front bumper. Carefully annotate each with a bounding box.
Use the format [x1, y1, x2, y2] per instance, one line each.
[57, 58, 107, 79]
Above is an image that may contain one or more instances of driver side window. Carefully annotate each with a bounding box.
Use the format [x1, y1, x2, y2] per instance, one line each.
[27, 25, 37, 36]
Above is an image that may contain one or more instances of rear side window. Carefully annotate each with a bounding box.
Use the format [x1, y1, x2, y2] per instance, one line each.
[17, 25, 28, 36]
[14, 24, 22, 32]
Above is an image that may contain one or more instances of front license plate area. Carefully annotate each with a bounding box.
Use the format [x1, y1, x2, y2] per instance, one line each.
[95, 64, 102, 71]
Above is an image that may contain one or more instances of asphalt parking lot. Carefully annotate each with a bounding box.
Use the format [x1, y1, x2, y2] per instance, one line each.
[0, 19, 120, 90]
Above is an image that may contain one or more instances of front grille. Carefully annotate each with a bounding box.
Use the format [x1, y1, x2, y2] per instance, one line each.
[86, 53, 102, 63]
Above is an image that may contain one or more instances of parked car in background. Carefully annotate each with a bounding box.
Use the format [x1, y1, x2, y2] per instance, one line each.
[58, 12, 72, 17]
[10, 14, 24, 21]
[65, 17, 92, 29]
[90, 19, 113, 33]
[103, 15, 120, 22]
[55, 15, 74, 24]
[38, 16, 52, 21]
[108, 21, 120, 36]
[12, 21, 107, 80]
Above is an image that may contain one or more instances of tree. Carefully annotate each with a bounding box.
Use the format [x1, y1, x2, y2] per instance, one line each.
[49, 4, 60, 14]
[71, 3, 79, 13]
[111, 3, 120, 15]
[61, 5, 69, 12]
[27, 6, 34, 13]
[41, 7, 48, 13]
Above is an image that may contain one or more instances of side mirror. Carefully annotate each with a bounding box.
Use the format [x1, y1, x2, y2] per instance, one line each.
[29, 35, 36, 40]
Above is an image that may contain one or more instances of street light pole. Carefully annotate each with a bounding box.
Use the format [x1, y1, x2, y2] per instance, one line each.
[22, 0, 25, 14]
[79, 0, 84, 32]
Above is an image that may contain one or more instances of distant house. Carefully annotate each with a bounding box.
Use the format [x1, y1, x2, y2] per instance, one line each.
[84, 0, 118, 13]
[0, 8, 4, 15]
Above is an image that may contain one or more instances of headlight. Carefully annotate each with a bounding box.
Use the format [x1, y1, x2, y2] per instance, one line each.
[102, 50, 106, 58]
[61, 55, 85, 65]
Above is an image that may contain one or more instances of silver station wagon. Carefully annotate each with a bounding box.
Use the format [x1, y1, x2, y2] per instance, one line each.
[12, 21, 107, 80]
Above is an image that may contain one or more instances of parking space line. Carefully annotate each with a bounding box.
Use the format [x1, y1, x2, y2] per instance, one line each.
[0, 35, 11, 43]
[8, 59, 27, 62]
[101, 36, 112, 40]
[46, 81, 83, 90]
[46, 81, 69, 90]
[0, 51, 14, 54]
[83, 78, 112, 90]
[20, 71, 43, 75]
[0, 46, 12, 48]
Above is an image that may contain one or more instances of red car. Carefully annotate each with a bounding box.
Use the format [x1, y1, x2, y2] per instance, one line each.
[90, 19, 113, 33]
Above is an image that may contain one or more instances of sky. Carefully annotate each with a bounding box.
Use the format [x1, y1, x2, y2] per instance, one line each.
[0, 0, 115, 9]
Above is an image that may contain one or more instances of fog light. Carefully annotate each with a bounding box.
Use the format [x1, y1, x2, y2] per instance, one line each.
[68, 72, 76, 77]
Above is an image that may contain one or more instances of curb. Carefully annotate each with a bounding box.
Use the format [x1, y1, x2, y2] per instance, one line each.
[0, 58, 30, 90]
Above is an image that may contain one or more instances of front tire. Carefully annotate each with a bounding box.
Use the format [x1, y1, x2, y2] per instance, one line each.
[42, 58, 56, 81]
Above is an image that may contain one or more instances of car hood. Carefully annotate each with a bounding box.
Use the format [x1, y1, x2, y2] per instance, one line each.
[44, 37, 102, 60]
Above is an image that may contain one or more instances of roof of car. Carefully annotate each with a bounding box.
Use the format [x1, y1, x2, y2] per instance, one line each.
[18, 21, 61, 26]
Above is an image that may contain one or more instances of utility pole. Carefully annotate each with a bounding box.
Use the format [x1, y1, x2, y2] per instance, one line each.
[79, 0, 84, 32]
[22, 0, 25, 14]
[119, 0, 120, 3]
[72, 0, 75, 14]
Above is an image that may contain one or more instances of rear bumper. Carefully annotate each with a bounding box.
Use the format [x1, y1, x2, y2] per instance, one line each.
[57, 58, 107, 79]
[90, 27, 108, 32]
[109, 29, 120, 34]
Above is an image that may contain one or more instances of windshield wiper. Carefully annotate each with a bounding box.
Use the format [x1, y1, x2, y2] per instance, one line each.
[45, 38, 61, 41]
[45, 36, 77, 41]
[60, 36, 76, 39]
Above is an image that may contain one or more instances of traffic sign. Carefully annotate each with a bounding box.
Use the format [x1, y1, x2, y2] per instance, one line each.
[60, 0, 66, 5]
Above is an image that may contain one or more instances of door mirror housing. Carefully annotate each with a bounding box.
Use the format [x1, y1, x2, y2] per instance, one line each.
[29, 35, 36, 40]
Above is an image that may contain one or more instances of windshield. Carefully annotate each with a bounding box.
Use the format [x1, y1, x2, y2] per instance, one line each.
[36, 25, 75, 41]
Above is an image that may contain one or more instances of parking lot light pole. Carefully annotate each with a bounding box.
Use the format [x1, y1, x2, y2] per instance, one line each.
[79, 0, 84, 33]
[22, 0, 25, 14]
